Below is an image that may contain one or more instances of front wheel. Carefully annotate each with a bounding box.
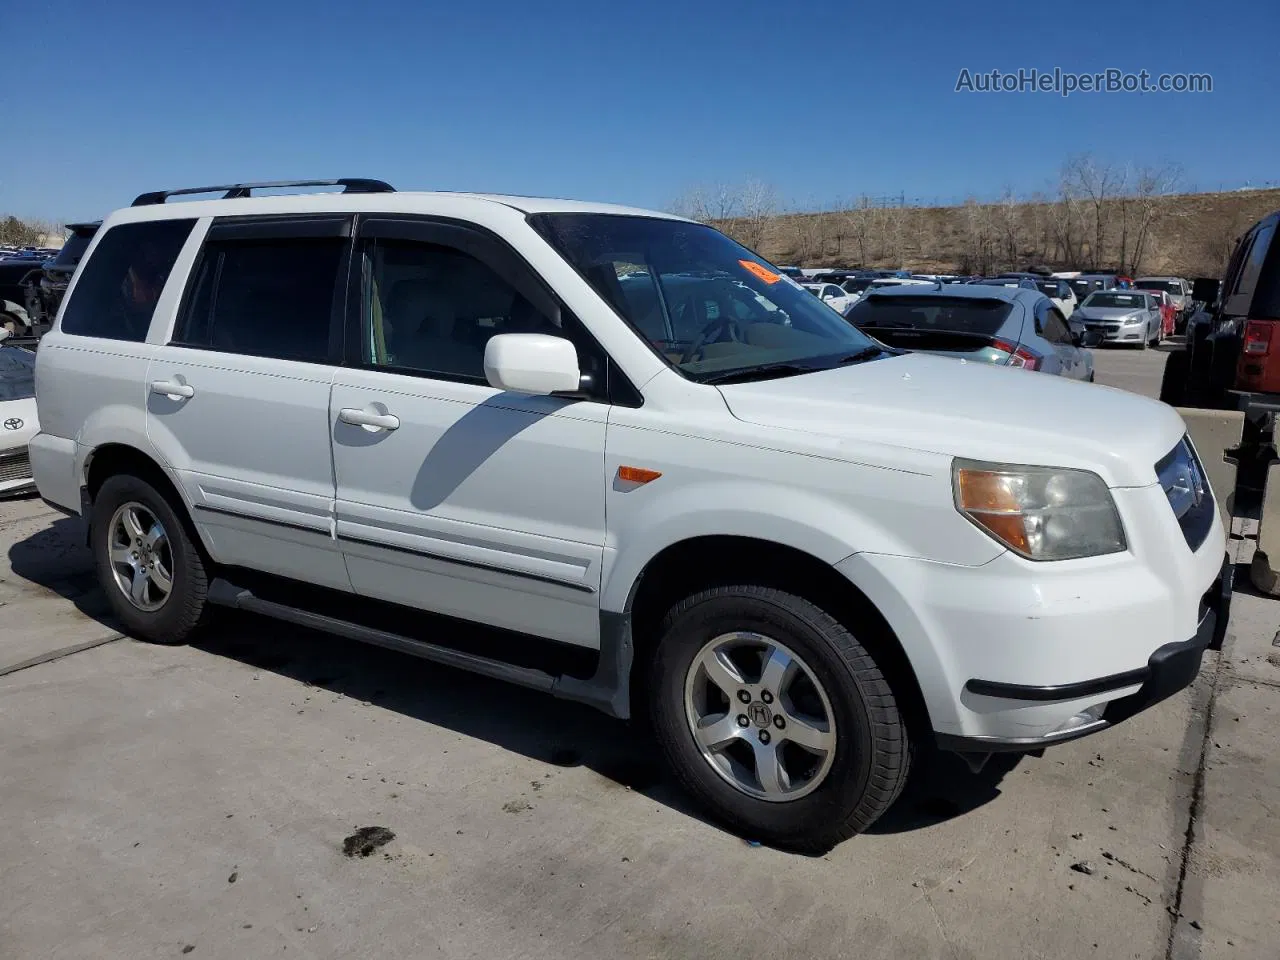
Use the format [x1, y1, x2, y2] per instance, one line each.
[649, 585, 910, 852]
[90, 474, 209, 644]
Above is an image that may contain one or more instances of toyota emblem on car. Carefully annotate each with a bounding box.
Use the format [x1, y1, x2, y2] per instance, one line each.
[3, 417, 23, 431]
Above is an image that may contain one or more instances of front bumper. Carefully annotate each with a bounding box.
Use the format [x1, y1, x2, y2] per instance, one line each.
[936, 552, 1232, 754]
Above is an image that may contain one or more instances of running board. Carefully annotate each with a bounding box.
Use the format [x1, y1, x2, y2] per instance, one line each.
[206, 578, 631, 717]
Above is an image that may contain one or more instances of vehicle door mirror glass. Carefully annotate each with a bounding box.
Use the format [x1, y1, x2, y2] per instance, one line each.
[483, 333, 582, 395]
[1192, 277, 1220, 304]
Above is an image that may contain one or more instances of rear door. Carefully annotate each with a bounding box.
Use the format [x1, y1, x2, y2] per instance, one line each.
[1034, 299, 1085, 378]
[328, 216, 610, 648]
[146, 215, 353, 591]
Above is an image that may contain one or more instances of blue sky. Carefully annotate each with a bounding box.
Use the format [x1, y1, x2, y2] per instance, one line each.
[3, 0, 1277, 223]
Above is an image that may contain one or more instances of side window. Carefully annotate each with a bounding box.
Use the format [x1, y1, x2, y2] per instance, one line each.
[175, 238, 345, 363]
[1234, 223, 1274, 302]
[362, 238, 605, 391]
[60, 219, 195, 341]
[1041, 306, 1072, 345]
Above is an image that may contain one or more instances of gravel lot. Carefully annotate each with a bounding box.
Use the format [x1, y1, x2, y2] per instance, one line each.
[2, 345, 1277, 960]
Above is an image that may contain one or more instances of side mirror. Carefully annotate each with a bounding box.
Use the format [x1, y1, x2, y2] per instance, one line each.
[1191, 277, 1220, 304]
[1081, 329, 1105, 348]
[483, 333, 581, 395]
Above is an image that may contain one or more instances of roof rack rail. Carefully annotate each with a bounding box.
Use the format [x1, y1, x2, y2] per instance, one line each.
[131, 178, 395, 207]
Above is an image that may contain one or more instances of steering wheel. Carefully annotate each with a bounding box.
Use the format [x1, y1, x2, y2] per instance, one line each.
[680, 315, 744, 364]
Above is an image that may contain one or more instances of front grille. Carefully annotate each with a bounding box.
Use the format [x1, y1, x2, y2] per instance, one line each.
[1156, 436, 1215, 551]
[0, 449, 32, 484]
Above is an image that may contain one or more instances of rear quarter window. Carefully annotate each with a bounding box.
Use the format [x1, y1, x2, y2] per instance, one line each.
[60, 219, 195, 341]
[846, 295, 1013, 335]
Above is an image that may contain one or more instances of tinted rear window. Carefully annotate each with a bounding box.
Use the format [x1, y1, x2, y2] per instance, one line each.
[175, 238, 344, 363]
[60, 219, 195, 341]
[846, 295, 1014, 335]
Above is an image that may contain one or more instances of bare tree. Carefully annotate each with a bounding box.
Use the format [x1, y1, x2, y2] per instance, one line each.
[1065, 154, 1121, 268]
[995, 186, 1022, 269]
[961, 198, 997, 274]
[845, 195, 875, 266]
[734, 178, 778, 251]
[1127, 163, 1183, 274]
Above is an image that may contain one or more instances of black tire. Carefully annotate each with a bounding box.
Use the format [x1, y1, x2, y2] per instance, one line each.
[649, 585, 910, 852]
[90, 474, 209, 645]
[1159, 348, 1190, 407]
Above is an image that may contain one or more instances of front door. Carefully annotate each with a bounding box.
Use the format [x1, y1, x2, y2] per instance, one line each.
[329, 217, 609, 648]
[146, 215, 353, 591]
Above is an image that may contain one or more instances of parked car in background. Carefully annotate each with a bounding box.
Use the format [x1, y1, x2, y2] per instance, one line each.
[839, 275, 878, 295]
[969, 277, 1039, 291]
[1035, 278, 1078, 318]
[801, 282, 860, 314]
[1135, 277, 1193, 331]
[1142, 289, 1177, 338]
[845, 283, 1100, 379]
[0, 254, 48, 337]
[867, 277, 934, 291]
[1068, 273, 1118, 304]
[1073, 290, 1164, 347]
[25, 221, 99, 330]
[0, 341, 38, 496]
[777, 265, 804, 279]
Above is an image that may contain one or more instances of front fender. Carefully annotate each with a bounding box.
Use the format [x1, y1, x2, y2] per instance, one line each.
[599, 474, 1002, 613]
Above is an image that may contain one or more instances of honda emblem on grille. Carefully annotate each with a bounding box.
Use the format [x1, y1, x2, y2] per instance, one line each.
[2, 417, 22, 431]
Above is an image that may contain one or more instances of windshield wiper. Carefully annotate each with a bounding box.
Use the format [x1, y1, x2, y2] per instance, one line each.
[700, 363, 813, 385]
[833, 346, 888, 364]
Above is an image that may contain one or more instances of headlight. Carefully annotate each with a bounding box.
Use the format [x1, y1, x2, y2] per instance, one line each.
[952, 460, 1127, 561]
[1123, 314, 1145, 325]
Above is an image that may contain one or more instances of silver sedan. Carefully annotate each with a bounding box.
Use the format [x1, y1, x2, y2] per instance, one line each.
[1071, 291, 1164, 348]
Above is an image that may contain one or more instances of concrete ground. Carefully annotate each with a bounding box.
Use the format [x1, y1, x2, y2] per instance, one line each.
[2, 346, 1277, 960]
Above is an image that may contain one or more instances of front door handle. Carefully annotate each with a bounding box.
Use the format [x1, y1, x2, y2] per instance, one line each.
[150, 380, 195, 400]
[338, 408, 400, 431]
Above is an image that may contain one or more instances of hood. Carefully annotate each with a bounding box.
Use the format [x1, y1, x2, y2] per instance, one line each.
[715, 352, 1185, 487]
[1077, 306, 1145, 320]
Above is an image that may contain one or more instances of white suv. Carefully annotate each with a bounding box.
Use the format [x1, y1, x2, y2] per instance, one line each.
[31, 179, 1231, 851]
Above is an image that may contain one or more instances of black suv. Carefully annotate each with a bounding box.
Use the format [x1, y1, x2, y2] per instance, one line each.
[25, 221, 100, 330]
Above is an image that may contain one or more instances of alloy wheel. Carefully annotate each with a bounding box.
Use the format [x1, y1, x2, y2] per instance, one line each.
[683, 631, 838, 802]
[107, 501, 174, 612]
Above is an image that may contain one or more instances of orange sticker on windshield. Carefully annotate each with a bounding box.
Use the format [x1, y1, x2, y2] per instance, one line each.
[739, 259, 781, 284]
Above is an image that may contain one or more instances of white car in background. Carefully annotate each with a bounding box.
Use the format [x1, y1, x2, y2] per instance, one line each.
[0, 339, 38, 496]
[801, 282, 860, 314]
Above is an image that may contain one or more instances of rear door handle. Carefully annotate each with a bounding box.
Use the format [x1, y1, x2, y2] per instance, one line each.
[150, 380, 195, 399]
[338, 408, 400, 431]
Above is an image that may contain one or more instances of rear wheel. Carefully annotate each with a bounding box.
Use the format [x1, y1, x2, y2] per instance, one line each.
[649, 585, 910, 852]
[90, 474, 209, 644]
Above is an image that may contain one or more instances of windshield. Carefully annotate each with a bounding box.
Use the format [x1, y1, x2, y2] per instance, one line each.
[1136, 279, 1179, 294]
[0, 346, 36, 401]
[528, 214, 880, 381]
[1084, 292, 1147, 309]
[1069, 278, 1101, 297]
[846, 294, 1014, 335]
[1036, 281, 1063, 296]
